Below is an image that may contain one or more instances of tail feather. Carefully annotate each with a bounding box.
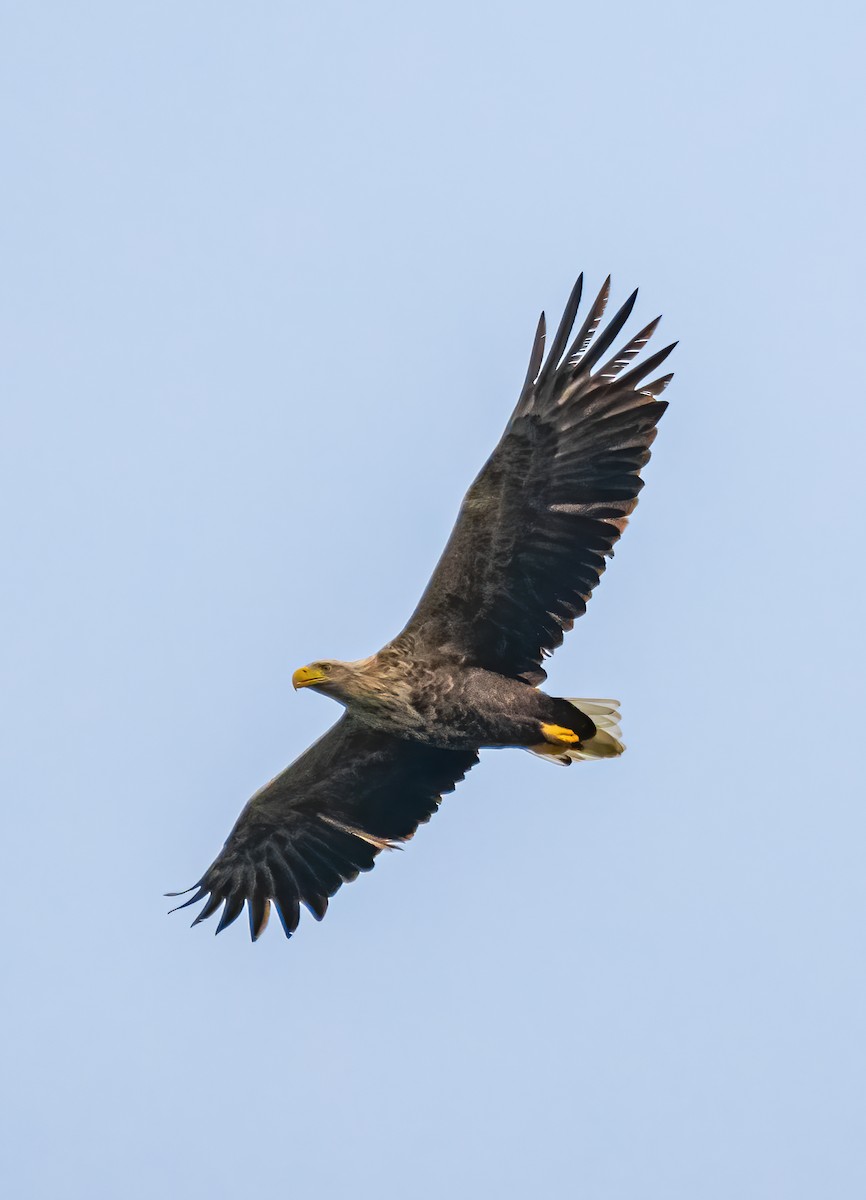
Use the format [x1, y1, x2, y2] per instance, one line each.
[527, 698, 624, 766]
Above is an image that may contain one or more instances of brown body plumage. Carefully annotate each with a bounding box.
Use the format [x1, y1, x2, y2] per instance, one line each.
[292, 651, 597, 749]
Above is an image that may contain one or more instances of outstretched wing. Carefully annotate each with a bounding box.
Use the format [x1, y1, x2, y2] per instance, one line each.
[396, 275, 673, 684]
[168, 716, 477, 940]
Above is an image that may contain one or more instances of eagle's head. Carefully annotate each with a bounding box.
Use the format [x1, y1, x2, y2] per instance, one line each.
[292, 655, 403, 714]
[291, 659, 370, 706]
[293, 659, 348, 692]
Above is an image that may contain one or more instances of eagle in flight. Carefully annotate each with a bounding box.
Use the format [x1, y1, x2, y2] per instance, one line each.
[169, 274, 674, 940]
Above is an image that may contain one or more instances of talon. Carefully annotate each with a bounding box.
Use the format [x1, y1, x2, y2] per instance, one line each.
[540, 723, 581, 745]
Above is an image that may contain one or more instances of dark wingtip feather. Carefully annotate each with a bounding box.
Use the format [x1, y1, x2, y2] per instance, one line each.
[304, 895, 329, 921]
[537, 274, 584, 389]
[249, 897, 271, 942]
[519, 311, 546, 396]
[273, 900, 297, 939]
[564, 276, 612, 367]
[577, 288, 639, 375]
[165, 883, 200, 898]
[595, 316, 662, 381]
[191, 892, 224, 926]
[642, 373, 674, 397]
[618, 341, 677, 390]
[215, 893, 246, 935]
[167, 886, 208, 914]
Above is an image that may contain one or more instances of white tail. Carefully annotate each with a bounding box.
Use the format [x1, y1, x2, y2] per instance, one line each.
[527, 699, 625, 766]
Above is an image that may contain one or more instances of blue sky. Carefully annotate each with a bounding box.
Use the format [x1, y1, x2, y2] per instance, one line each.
[2, 2, 865, 1197]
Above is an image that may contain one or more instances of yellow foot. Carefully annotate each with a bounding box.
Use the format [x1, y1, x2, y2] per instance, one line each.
[540, 723, 581, 746]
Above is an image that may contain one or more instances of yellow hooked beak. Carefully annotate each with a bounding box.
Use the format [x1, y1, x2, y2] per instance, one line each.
[292, 664, 328, 690]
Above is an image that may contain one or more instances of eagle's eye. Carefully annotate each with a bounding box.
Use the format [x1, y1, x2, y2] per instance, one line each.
[321, 663, 332, 673]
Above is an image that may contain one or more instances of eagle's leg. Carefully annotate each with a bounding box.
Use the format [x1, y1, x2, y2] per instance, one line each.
[534, 697, 598, 747]
[526, 699, 625, 766]
[540, 723, 582, 745]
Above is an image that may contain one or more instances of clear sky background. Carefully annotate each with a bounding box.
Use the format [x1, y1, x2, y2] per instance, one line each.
[2, 2, 865, 1197]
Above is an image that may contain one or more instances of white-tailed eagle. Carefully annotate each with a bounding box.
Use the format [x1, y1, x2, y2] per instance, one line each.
[169, 274, 674, 940]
